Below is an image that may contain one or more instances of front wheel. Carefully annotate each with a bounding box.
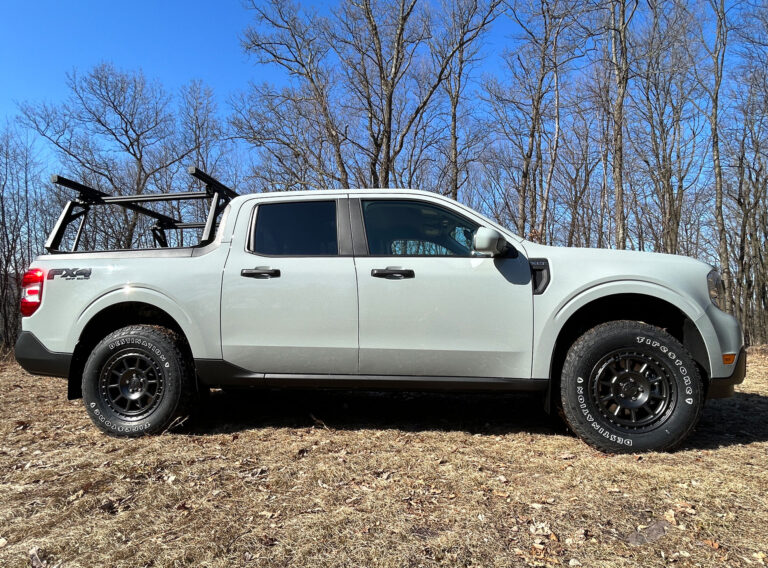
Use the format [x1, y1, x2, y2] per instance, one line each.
[82, 325, 195, 437]
[560, 321, 704, 453]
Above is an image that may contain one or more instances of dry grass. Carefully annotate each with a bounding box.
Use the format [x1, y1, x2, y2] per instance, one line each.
[1, 352, 767, 568]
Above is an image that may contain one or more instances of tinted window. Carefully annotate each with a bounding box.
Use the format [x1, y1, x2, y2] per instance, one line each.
[252, 201, 338, 255]
[362, 200, 478, 256]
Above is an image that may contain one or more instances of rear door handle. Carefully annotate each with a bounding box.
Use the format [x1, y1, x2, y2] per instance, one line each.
[371, 267, 415, 280]
[241, 267, 281, 279]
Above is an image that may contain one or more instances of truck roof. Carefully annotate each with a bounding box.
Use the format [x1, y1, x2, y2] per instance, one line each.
[228, 187, 445, 204]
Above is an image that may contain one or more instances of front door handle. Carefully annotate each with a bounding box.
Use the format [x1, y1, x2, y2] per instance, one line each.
[371, 267, 415, 280]
[241, 267, 281, 279]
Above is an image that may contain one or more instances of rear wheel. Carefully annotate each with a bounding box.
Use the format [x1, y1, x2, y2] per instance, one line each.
[560, 320, 704, 453]
[82, 325, 195, 436]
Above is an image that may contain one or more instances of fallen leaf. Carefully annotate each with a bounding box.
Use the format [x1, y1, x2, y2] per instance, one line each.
[675, 502, 696, 515]
[258, 511, 278, 519]
[702, 539, 720, 550]
[530, 521, 552, 536]
[67, 489, 84, 502]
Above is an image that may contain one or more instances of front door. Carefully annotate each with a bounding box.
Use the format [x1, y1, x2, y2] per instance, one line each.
[221, 196, 358, 374]
[352, 198, 533, 379]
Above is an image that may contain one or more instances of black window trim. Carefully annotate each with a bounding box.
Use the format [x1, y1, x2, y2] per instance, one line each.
[350, 197, 480, 258]
[245, 197, 353, 258]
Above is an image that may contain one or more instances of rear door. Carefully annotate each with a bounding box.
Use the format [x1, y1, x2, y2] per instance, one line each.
[220, 196, 358, 374]
[352, 197, 533, 379]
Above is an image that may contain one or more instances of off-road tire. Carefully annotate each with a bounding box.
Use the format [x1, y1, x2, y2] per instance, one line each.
[561, 320, 704, 453]
[82, 325, 195, 437]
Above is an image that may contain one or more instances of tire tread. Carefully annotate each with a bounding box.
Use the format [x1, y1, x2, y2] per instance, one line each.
[82, 324, 195, 437]
[560, 320, 703, 453]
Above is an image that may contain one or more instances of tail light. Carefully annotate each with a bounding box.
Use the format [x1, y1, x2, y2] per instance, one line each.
[20, 268, 44, 317]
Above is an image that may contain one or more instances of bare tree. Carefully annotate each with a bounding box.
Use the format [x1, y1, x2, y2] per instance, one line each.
[628, 0, 705, 254]
[605, 0, 638, 249]
[235, 0, 497, 191]
[0, 123, 50, 350]
[433, 0, 502, 200]
[485, 0, 585, 241]
[19, 64, 223, 250]
[688, 0, 732, 309]
[19, 63, 198, 249]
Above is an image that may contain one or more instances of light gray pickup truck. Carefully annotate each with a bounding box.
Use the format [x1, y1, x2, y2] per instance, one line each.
[15, 168, 745, 452]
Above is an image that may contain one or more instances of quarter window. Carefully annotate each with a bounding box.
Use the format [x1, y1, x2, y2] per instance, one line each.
[361, 200, 478, 256]
[251, 201, 338, 256]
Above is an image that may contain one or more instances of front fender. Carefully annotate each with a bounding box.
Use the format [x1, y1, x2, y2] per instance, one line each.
[531, 279, 718, 378]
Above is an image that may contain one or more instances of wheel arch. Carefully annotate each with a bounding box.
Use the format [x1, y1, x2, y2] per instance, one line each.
[542, 290, 710, 411]
[68, 299, 197, 399]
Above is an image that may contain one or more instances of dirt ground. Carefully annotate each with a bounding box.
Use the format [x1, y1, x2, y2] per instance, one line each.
[0, 350, 766, 568]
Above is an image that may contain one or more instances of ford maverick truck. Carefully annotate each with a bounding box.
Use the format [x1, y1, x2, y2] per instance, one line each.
[15, 167, 746, 452]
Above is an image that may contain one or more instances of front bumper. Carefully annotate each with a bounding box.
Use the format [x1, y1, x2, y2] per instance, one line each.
[707, 347, 747, 399]
[15, 331, 72, 378]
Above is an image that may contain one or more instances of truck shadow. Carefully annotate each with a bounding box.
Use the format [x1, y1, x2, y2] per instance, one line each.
[683, 391, 768, 450]
[193, 389, 557, 436]
[191, 388, 768, 450]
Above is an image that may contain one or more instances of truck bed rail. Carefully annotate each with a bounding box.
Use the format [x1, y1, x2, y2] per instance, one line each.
[45, 167, 238, 253]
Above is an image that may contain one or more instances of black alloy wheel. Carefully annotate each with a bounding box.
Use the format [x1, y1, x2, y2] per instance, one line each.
[99, 351, 165, 419]
[588, 350, 673, 430]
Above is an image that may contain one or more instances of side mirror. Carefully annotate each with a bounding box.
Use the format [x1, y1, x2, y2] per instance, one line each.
[473, 227, 508, 256]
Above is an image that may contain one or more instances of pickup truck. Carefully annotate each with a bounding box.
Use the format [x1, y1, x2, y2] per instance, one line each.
[15, 168, 746, 452]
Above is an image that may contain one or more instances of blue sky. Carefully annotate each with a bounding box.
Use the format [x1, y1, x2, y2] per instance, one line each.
[0, 0, 512, 125]
[0, 0, 270, 121]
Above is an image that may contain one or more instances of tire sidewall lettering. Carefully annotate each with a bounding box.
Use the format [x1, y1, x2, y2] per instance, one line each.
[635, 336, 693, 405]
[564, 324, 703, 452]
[84, 327, 181, 436]
[89, 405, 151, 432]
[108, 337, 167, 363]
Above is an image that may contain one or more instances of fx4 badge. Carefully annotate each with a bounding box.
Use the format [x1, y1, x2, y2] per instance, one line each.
[48, 268, 92, 280]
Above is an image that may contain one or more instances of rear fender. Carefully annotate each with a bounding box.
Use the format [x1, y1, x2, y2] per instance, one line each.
[70, 286, 217, 360]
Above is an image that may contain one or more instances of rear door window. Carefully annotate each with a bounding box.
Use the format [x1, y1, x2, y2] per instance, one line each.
[251, 201, 338, 256]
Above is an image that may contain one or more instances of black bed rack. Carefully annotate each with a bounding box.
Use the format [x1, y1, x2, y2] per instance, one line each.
[45, 167, 238, 253]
